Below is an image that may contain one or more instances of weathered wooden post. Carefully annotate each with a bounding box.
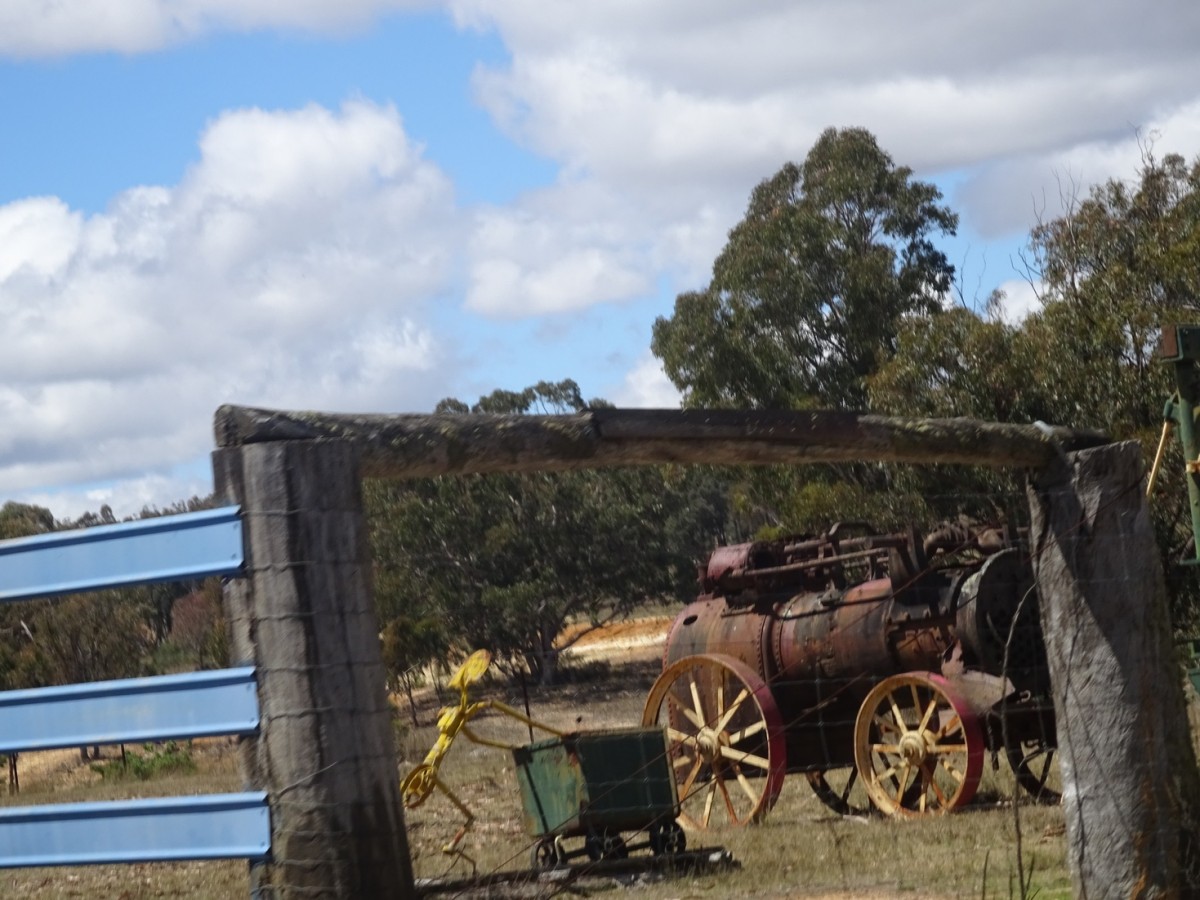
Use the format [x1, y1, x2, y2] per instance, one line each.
[213, 439, 414, 899]
[1027, 440, 1200, 897]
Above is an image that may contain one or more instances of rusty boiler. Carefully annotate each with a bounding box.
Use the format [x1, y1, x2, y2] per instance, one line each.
[645, 522, 1057, 822]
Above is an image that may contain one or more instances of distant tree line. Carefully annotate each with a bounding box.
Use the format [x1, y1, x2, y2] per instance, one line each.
[0, 497, 229, 750]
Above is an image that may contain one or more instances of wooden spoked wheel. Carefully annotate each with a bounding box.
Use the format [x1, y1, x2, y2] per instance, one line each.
[853, 672, 984, 817]
[642, 653, 786, 828]
[1006, 738, 1061, 804]
[805, 767, 873, 817]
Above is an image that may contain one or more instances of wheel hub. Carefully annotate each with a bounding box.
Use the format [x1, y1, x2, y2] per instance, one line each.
[899, 731, 928, 765]
[696, 727, 725, 763]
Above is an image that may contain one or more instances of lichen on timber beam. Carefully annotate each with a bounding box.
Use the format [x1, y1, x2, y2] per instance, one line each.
[213, 405, 1111, 479]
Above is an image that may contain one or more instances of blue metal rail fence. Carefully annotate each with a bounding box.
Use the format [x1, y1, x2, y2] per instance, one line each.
[0, 507, 270, 868]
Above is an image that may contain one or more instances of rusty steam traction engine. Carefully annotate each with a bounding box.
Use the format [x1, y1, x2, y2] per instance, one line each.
[639, 522, 1058, 825]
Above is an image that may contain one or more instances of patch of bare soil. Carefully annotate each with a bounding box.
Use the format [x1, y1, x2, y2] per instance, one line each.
[556, 615, 673, 665]
[396, 615, 674, 717]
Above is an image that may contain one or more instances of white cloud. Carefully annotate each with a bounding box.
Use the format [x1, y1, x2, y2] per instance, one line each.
[0, 0, 434, 57]
[992, 279, 1043, 326]
[6, 0, 1200, 518]
[0, 198, 83, 283]
[610, 353, 681, 409]
[0, 100, 459, 511]
[465, 183, 655, 317]
[956, 100, 1200, 238]
[445, 0, 1200, 357]
[456, 0, 1200, 182]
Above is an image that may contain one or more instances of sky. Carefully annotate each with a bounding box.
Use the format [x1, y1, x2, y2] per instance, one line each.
[2, 0, 1199, 522]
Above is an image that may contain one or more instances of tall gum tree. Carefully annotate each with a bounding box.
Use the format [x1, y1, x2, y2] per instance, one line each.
[650, 127, 958, 533]
[871, 148, 1200, 622]
[1022, 149, 1200, 625]
[652, 126, 958, 412]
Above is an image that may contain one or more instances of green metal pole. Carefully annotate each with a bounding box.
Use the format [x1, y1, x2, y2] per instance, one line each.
[1168, 361, 1200, 563]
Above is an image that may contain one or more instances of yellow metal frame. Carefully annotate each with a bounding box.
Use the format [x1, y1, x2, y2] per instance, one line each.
[399, 650, 565, 858]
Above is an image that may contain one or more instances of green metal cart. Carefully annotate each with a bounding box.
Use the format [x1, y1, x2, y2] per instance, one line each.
[512, 726, 685, 868]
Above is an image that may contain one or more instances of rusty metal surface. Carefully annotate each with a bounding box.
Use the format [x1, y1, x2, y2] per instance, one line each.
[660, 522, 1056, 778]
[662, 599, 770, 680]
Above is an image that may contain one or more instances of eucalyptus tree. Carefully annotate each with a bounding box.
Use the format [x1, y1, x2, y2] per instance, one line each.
[652, 126, 958, 412]
[870, 148, 1200, 621]
[651, 127, 959, 532]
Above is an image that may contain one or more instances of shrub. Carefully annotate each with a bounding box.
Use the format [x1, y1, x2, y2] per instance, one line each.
[91, 741, 197, 781]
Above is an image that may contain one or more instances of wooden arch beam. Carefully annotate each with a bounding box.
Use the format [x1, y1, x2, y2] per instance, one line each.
[214, 405, 1111, 478]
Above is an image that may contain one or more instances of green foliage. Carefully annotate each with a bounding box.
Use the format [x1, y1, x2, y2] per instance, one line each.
[869, 146, 1200, 621]
[0, 498, 227, 694]
[650, 127, 960, 530]
[652, 126, 957, 412]
[8, 592, 154, 689]
[0, 501, 54, 539]
[366, 380, 725, 684]
[0, 502, 57, 689]
[1021, 149, 1200, 624]
[869, 308, 1054, 423]
[91, 741, 197, 781]
[166, 580, 229, 671]
[780, 479, 931, 536]
[1018, 151, 1200, 434]
[867, 309, 1046, 522]
[656, 466, 740, 595]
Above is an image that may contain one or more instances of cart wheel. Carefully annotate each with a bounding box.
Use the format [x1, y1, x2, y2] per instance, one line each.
[648, 819, 686, 856]
[530, 838, 563, 870]
[853, 672, 984, 817]
[642, 653, 786, 829]
[805, 767, 873, 817]
[1005, 738, 1061, 804]
[584, 830, 628, 861]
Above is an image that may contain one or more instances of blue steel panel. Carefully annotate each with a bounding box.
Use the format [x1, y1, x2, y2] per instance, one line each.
[0, 792, 270, 867]
[0, 667, 259, 754]
[0, 505, 243, 602]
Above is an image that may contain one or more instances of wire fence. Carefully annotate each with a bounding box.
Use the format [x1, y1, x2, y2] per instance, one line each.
[3, 466, 1197, 898]
[393, 478, 1200, 899]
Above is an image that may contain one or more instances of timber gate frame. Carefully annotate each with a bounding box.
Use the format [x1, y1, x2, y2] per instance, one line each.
[1, 406, 1197, 897]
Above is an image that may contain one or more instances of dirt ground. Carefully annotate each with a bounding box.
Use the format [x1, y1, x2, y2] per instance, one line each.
[556, 615, 673, 663]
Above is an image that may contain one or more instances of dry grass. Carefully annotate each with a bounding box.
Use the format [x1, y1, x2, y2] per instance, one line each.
[401, 658, 1072, 900]
[2, 657, 1073, 900]
[1, 739, 249, 899]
